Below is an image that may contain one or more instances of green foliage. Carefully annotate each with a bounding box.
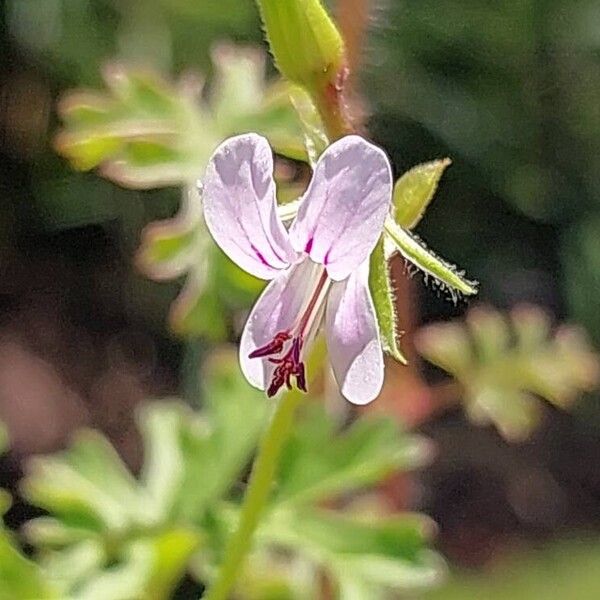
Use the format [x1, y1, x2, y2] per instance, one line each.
[214, 402, 440, 599]
[255, 0, 345, 94]
[13, 353, 440, 599]
[136, 186, 263, 338]
[236, 406, 441, 598]
[21, 353, 266, 599]
[0, 528, 56, 600]
[56, 65, 208, 187]
[368, 158, 476, 364]
[383, 159, 476, 299]
[393, 159, 452, 229]
[416, 305, 600, 440]
[254, 509, 444, 600]
[56, 45, 307, 189]
[274, 404, 429, 506]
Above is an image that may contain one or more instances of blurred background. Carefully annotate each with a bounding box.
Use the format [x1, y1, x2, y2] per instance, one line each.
[1, 0, 599, 597]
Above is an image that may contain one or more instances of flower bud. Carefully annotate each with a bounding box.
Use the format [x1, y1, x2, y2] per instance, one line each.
[256, 0, 345, 95]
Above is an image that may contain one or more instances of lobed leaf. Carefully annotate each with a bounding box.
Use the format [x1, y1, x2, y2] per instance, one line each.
[56, 45, 308, 192]
[274, 405, 430, 506]
[56, 67, 212, 189]
[416, 305, 600, 440]
[252, 508, 445, 599]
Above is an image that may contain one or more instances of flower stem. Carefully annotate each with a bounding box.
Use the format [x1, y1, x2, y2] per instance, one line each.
[314, 84, 352, 142]
[203, 343, 325, 600]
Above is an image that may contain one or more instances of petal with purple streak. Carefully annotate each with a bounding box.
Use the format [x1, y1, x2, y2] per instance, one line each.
[289, 135, 392, 281]
[203, 133, 298, 280]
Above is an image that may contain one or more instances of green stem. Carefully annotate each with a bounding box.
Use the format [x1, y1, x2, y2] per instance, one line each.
[202, 367, 318, 598]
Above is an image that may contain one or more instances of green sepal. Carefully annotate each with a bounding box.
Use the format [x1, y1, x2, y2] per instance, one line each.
[384, 219, 478, 298]
[393, 159, 451, 229]
[369, 238, 408, 364]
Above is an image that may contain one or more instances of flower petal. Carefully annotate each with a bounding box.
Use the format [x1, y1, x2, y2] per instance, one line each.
[203, 133, 297, 280]
[325, 261, 384, 404]
[240, 259, 321, 390]
[289, 135, 392, 281]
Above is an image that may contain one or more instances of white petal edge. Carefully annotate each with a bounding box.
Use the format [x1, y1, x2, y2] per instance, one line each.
[202, 133, 297, 280]
[325, 260, 384, 404]
[289, 135, 392, 281]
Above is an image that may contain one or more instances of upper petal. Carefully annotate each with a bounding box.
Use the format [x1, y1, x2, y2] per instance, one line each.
[240, 259, 321, 390]
[202, 133, 297, 280]
[325, 260, 384, 404]
[289, 135, 392, 281]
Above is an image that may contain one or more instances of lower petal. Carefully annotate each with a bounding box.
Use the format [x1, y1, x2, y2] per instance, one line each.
[325, 262, 384, 405]
[240, 260, 321, 390]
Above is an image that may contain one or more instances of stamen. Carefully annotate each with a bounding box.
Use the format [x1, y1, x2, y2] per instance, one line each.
[265, 338, 305, 397]
[250, 268, 330, 397]
[248, 331, 291, 358]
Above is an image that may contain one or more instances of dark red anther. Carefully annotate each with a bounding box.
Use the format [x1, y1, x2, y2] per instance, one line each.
[267, 368, 286, 397]
[294, 361, 307, 392]
[264, 337, 308, 397]
[249, 331, 291, 359]
[291, 337, 302, 362]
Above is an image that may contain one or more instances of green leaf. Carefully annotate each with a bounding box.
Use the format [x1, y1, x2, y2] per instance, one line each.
[209, 44, 308, 162]
[0, 528, 56, 600]
[138, 189, 222, 339]
[413, 322, 474, 377]
[56, 67, 213, 189]
[136, 189, 205, 280]
[234, 550, 319, 600]
[137, 185, 264, 339]
[141, 529, 202, 600]
[255, 508, 445, 598]
[22, 430, 148, 533]
[393, 159, 451, 229]
[37, 540, 105, 595]
[384, 219, 478, 298]
[369, 238, 407, 364]
[22, 353, 267, 598]
[56, 45, 308, 191]
[0, 491, 11, 517]
[416, 305, 600, 440]
[274, 406, 429, 505]
[69, 541, 151, 600]
[169, 352, 268, 521]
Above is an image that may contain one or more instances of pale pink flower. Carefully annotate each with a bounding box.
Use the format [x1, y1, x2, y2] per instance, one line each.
[202, 133, 392, 404]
